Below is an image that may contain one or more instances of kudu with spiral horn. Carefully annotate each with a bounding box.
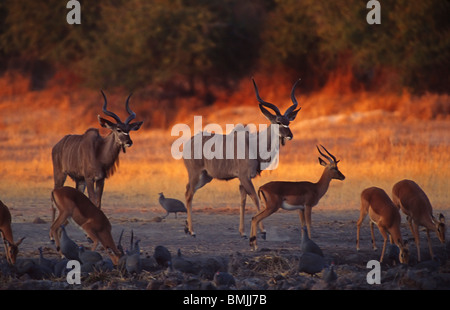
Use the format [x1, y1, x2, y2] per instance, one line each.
[183, 78, 301, 237]
[51, 91, 143, 210]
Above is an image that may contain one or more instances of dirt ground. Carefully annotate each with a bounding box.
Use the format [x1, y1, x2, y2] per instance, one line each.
[2, 199, 449, 290]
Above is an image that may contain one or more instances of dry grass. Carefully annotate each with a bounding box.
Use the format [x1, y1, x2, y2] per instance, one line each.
[0, 74, 449, 217]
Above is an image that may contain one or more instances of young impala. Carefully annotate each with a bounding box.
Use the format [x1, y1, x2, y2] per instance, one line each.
[0, 200, 25, 265]
[249, 145, 345, 250]
[392, 179, 445, 261]
[356, 187, 409, 264]
[50, 186, 123, 265]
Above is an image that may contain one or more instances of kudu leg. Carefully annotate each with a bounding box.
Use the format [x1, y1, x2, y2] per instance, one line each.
[185, 184, 196, 237]
[95, 179, 105, 209]
[76, 180, 86, 193]
[239, 178, 265, 238]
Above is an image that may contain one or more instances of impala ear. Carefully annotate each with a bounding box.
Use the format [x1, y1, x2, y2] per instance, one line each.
[438, 213, 445, 224]
[318, 157, 328, 167]
[98, 115, 117, 129]
[16, 237, 25, 246]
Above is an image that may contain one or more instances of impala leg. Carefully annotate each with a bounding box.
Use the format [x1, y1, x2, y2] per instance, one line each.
[298, 209, 306, 238]
[82, 225, 99, 251]
[304, 206, 312, 238]
[1, 232, 11, 264]
[370, 222, 378, 251]
[356, 198, 369, 251]
[378, 226, 388, 262]
[250, 205, 278, 251]
[410, 221, 421, 261]
[50, 212, 69, 254]
[425, 228, 434, 260]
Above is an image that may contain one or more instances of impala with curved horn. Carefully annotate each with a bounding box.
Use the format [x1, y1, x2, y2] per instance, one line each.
[183, 78, 301, 237]
[250, 145, 345, 250]
[52, 91, 143, 210]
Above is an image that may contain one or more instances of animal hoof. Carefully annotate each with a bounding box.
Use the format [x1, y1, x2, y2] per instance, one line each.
[241, 234, 248, 240]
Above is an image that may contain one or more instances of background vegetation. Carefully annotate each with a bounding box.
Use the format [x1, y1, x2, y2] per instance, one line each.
[1, 0, 449, 99]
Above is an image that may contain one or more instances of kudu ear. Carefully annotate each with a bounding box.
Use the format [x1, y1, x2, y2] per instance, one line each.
[259, 104, 278, 123]
[286, 107, 301, 122]
[98, 115, 117, 129]
[128, 121, 143, 131]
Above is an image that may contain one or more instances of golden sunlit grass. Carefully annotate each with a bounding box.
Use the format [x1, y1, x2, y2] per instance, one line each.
[0, 74, 449, 217]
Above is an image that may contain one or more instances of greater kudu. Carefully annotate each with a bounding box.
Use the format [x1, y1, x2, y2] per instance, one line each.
[52, 91, 143, 210]
[183, 78, 301, 237]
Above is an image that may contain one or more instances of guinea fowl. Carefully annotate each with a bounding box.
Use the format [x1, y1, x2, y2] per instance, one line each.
[158, 193, 187, 219]
[172, 249, 197, 274]
[385, 243, 400, 266]
[323, 262, 337, 283]
[298, 252, 325, 276]
[301, 226, 323, 257]
[59, 225, 79, 261]
[78, 245, 102, 265]
[126, 239, 142, 275]
[214, 272, 236, 288]
[154, 245, 173, 270]
[38, 247, 55, 270]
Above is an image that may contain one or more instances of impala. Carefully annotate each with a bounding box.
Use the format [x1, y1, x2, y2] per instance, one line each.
[183, 78, 301, 237]
[392, 179, 445, 261]
[52, 91, 143, 209]
[356, 187, 409, 264]
[249, 145, 345, 250]
[0, 200, 25, 264]
[49, 186, 123, 265]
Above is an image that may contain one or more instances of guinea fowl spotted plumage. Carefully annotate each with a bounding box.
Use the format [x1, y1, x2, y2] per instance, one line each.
[78, 245, 102, 265]
[126, 239, 142, 275]
[158, 193, 187, 219]
[385, 243, 400, 265]
[301, 226, 323, 257]
[298, 252, 325, 276]
[323, 262, 337, 283]
[172, 249, 197, 274]
[38, 247, 55, 270]
[59, 225, 79, 261]
[154, 245, 173, 270]
[214, 272, 236, 288]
